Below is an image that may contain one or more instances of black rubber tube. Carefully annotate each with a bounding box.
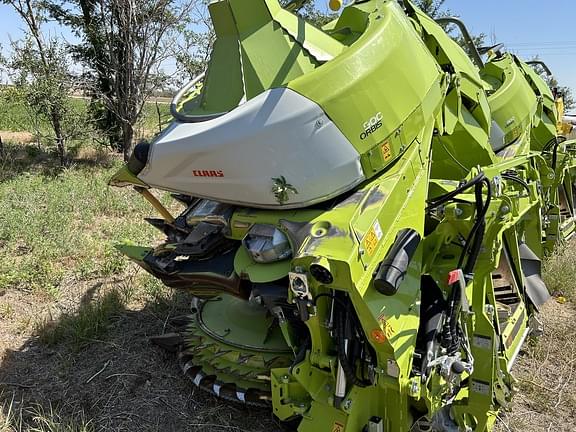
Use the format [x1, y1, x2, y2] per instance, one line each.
[373, 229, 421, 296]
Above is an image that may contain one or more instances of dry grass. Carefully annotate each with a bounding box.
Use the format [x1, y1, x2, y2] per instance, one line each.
[0, 132, 35, 145]
[542, 241, 576, 301]
[0, 398, 94, 432]
[1, 142, 576, 431]
[37, 288, 125, 351]
[496, 242, 576, 432]
[0, 269, 281, 431]
[0, 144, 280, 431]
[495, 300, 576, 432]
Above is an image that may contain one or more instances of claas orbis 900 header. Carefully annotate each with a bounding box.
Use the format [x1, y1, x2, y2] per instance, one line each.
[108, 0, 576, 430]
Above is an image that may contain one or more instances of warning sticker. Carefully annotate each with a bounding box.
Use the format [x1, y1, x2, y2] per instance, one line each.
[363, 220, 383, 256]
[381, 141, 392, 161]
[377, 313, 395, 339]
[331, 421, 345, 432]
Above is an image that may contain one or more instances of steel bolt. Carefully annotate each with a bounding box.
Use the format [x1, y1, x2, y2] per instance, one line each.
[485, 304, 495, 317]
[343, 399, 352, 410]
[410, 380, 420, 395]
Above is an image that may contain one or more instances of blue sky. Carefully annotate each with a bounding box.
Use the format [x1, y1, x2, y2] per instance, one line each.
[443, 0, 576, 97]
[1, 0, 575, 96]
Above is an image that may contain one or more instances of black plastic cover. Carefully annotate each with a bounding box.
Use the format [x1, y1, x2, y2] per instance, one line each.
[127, 141, 150, 175]
[373, 228, 421, 296]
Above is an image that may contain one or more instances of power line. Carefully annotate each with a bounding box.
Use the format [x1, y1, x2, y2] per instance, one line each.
[506, 41, 576, 46]
[530, 53, 576, 56]
[511, 48, 576, 52]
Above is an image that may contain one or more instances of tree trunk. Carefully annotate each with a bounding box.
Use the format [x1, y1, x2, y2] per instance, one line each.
[51, 110, 66, 166]
[122, 122, 134, 162]
[109, 128, 123, 153]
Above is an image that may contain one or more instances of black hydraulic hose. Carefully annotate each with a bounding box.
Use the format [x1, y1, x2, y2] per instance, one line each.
[543, 136, 566, 152]
[427, 173, 486, 212]
[542, 136, 566, 171]
[429, 172, 489, 351]
[457, 177, 491, 271]
[552, 140, 559, 170]
[335, 296, 370, 388]
[290, 334, 311, 369]
[463, 178, 491, 274]
[313, 293, 346, 308]
[502, 173, 530, 195]
[336, 304, 361, 386]
[445, 177, 491, 353]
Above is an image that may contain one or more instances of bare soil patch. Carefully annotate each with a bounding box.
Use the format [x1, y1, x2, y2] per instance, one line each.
[0, 271, 281, 432]
[3, 278, 574, 431]
[0, 132, 35, 144]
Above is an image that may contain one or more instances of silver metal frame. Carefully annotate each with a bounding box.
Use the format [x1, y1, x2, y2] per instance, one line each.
[435, 17, 484, 69]
[170, 72, 229, 123]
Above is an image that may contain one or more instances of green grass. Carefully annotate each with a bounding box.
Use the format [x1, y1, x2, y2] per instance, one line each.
[543, 241, 576, 301]
[0, 95, 171, 135]
[0, 98, 87, 135]
[139, 100, 172, 132]
[0, 140, 182, 351]
[0, 99, 37, 133]
[1, 398, 94, 432]
[0, 144, 158, 299]
[38, 289, 125, 350]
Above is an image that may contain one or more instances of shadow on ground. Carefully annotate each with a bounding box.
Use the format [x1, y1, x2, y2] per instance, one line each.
[0, 287, 282, 431]
[0, 141, 115, 183]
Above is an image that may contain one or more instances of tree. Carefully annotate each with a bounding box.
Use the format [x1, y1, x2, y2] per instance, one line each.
[46, 0, 123, 150]
[528, 59, 575, 110]
[172, 1, 214, 83]
[48, 0, 194, 159]
[297, 2, 336, 27]
[413, 0, 449, 18]
[2, 0, 73, 164]
[555, 82, 575, 111]
[173, 0, 336, 84]
[413, 0, 486, 60]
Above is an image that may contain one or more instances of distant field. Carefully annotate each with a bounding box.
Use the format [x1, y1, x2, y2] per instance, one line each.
[0, 96, 172, 135]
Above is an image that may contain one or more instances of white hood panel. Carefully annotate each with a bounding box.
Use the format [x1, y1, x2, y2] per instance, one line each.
[139, 88, 364, 208]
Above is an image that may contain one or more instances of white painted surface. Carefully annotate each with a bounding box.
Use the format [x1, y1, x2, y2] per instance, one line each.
[139, 88, 364, 208]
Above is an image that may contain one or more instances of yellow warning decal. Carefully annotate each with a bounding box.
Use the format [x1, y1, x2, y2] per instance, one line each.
[331, 421, 345, 432]
[363, 220, 383, 256]
[377, 313, 395, 339]
[364, 229, 379, 256]
[381, 141, 392, 161]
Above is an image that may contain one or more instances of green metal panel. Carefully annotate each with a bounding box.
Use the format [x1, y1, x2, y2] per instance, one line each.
[110, 0, 576, 430]
[181, 1, 244, 114]
[481, 54, 539, 147]
[234, 246, 291, 283]
[516, 59, 558, 150]
[179, 0, 345, 115]
[405, 1, 496, 179]
[289, 0, 444, 167]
